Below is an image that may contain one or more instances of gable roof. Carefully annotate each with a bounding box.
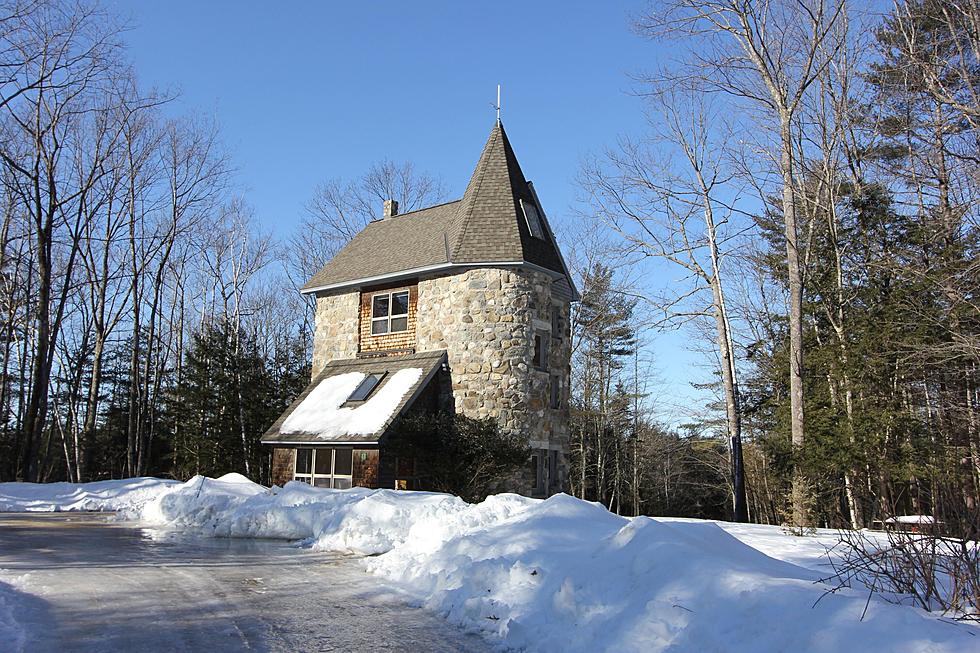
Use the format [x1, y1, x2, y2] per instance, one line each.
[261, 350, 446, 445]
[302, 123, 578, 299]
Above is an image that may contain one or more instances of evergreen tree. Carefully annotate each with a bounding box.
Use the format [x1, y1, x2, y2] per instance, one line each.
[165, 320, 281, 482]
[570, 264, 638, 510]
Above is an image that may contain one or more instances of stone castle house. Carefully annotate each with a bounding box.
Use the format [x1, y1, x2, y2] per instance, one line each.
[263, 122, 577, 497]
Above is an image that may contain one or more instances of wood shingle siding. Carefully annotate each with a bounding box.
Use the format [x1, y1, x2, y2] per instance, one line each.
[271, 447, 294, 487]
[359, 282, 418, 354]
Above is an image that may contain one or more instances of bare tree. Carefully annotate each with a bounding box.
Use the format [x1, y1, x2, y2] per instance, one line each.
[198, 198, 274, 475]
[581, 91, 750, 521]
[290, 160, 446, 287]
[639, 0, 848, 526]
[888, 0, 980, 136]
[126, 115, 228, 475]
[0, 1, 140, 480]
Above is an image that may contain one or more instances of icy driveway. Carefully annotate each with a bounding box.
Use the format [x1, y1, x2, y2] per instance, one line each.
[0, 513, 491, 652]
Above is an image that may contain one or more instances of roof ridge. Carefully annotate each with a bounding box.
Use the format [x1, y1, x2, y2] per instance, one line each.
[380, 197, 463, 221]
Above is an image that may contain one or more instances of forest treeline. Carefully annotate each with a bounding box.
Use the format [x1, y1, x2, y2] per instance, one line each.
[2, 0, 978, 538]
[0, 0, 448, 485]
[0, 0, 314, 484]
[570, 0, 980, 535]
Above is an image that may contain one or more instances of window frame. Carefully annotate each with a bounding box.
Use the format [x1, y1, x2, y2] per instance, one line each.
[370, 290, 410, 336]
[520, 198, 545, 239]
[529, 453, 541, 492]
[551, 305, 563, 341]
[550, 374, 561, 409]
[346, 372, 386, 403]
[533, 331, 550, 370]
[293, 447, 354, 489]
[548, 450, 559, 490]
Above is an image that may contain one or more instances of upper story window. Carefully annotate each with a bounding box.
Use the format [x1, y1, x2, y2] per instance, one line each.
[520, 199, 544, 239]
[371, 291, 409, 335]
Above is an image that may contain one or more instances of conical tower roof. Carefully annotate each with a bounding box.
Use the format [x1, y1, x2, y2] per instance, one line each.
[302, 121, 576, 298]
[446, 122, 566, 274]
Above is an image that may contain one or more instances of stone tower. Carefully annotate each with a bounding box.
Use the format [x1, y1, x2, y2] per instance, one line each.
[263, 123, 577, 496]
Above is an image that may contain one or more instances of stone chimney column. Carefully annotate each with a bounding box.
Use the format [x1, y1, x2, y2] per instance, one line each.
[383, 199, 399, 218]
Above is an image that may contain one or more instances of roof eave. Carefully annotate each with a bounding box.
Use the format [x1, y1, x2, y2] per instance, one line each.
[526, 182, 581, 301]
[301, 260, 526, 295]
[259, 439, 380, 446]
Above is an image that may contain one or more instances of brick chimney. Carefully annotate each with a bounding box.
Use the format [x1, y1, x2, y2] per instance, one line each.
[383, 199, 399, 218]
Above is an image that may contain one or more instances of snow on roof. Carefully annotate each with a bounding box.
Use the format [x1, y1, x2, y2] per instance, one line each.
[280, 368, 423, 440]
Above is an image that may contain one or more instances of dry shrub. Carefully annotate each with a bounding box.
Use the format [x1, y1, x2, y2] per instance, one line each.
[826, 526, 979, 619]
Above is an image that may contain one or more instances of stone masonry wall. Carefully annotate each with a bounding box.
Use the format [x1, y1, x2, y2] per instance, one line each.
[415, 267, 571, 491]
[312, 290, 360, 377]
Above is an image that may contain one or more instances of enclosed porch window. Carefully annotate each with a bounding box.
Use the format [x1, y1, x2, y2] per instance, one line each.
[293, 447, 354, 489]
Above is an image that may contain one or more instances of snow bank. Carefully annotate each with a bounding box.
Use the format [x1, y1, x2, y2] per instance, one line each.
[3, 476, 975, 651]
[137, 474, 527, 555]
[0, 477, 178, 513]
[135, 477, 974, 651]
[372, 495, 974, 652]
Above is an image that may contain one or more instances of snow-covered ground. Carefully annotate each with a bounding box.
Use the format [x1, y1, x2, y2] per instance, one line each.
[0, 574, 32, 652]
[1, 475, 977, 652]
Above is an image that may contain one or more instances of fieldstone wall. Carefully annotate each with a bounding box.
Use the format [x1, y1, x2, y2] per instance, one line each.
[312, 290, 360, 377]
[415, 267, 571, 492]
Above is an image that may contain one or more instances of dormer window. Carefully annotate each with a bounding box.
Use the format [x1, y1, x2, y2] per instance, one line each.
[520, 199, 544, 239]
[371, 291, 409, 335]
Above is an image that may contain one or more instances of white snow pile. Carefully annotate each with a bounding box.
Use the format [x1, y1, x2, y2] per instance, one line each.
[137, 473, 529, 555]
[2, 475, 975, 652]
[0, 476, 178, 513]
[280, 367, 423, 438]
[137, 477, 975, 652]
[371, 495, 976, 652]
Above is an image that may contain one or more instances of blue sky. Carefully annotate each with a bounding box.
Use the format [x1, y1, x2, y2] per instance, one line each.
[116, 0, 705, 423]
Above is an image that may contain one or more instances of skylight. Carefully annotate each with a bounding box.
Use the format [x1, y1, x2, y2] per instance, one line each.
[348, 372, 385, 402]
[521, 199, 544, 239]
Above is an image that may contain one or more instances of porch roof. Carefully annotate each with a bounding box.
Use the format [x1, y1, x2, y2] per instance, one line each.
[261, 350, 446, 445]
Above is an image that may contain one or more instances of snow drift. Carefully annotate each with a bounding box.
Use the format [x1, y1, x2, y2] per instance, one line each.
[0, 477, 177, 513]
[2, 476, 975, 652]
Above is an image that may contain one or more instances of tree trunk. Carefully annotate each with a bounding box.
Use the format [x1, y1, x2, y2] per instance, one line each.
[780, 119, 807, 527]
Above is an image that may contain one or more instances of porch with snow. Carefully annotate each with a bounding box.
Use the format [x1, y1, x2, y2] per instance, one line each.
[261, 350, 447, 489]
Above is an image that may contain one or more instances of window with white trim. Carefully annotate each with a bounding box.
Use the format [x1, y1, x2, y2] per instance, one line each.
[293, 448, 354, 489]
[371, 290, 409, 335]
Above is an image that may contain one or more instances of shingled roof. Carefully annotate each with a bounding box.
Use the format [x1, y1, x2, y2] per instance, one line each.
[302, 122, 577, 298]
